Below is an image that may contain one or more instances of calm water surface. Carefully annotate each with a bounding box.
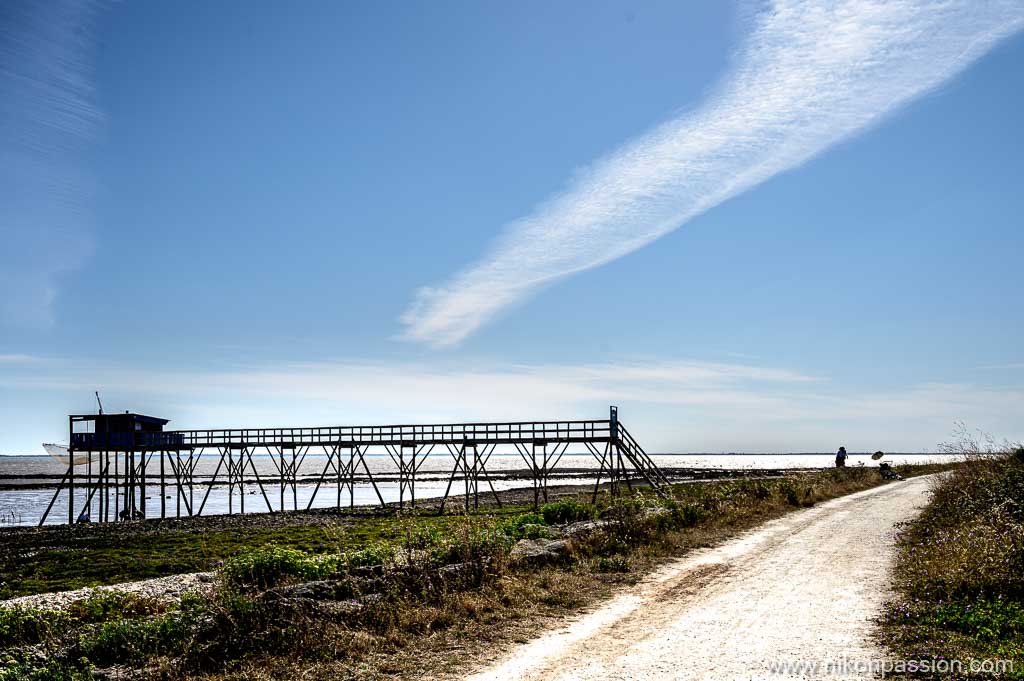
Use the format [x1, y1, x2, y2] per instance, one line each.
[0, 452, 948, 527]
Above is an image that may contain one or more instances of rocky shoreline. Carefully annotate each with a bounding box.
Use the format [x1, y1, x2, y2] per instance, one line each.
[2, 571, 216, 611]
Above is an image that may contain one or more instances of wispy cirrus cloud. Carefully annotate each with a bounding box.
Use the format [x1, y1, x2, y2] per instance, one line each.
[0, 1, 104, 327]
[0, 354, 46, 365]
[400, 0, 1024, 347]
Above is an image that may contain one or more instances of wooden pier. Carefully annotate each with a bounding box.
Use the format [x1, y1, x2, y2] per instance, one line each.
[41, 406, 669, 526]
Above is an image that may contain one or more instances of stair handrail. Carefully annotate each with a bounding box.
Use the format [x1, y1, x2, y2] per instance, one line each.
[617, 424, 671, 487]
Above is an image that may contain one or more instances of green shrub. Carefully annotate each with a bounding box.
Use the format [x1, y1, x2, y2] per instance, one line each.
[595, 556, 630, 573]
[402, 524, 445, 550]
[72, 609, 190, 667]
[754, 481, 773, 500]
[934, 598, 1024, 642]
[672, 503, 707, 528]
[77, 618, 161, 666]
[0, 653, 88, 681]
[176, 590, 282, 670]
[500, 513, 551, 539]
[647, 499, 706, 530]
[609, 510, 659, 547]
[566, 528, 626, 559]
[429, 522, 512, 568]
[66, 591, 164, 623]
[343, 543, 394, 569]
[0, 606, 67, 648]
[221, 545, 325, 590]
[541, 499, 593, 524]
[777, 480, 800, 506]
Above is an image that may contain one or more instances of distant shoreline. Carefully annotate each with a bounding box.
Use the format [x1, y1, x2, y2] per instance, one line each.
[0, 451, 952, 459]
[0, 465, 805, 491]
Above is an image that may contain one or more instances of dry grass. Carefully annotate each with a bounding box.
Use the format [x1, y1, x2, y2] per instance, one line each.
[0, 464, 955, 680]
[201, 466, 951, 680]
[881, 430, 1024, 679]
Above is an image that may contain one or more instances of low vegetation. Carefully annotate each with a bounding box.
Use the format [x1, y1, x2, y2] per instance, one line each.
[1, 464, 952, 679]
[0, 514, 401, 600]
[882, 433, 1024, 679]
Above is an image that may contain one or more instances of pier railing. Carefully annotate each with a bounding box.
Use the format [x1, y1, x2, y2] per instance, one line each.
[43, 407, 665, 526]
[169, 419, 614, 449]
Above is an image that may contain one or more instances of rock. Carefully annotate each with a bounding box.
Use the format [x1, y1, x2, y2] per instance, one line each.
[312, 599, 364, 618]
[438, 561, 468, 577]
[92, 663, 163, 680]
[510, 538, 569, 565]
[560, 520, 605, 538]
[264, 580, 337, 601]
[598, 506, 629, 521]
[516, 523, 552, 539]
[437, 559, 490, 585]
[599, 505, 667, 522]
[643, 506, 670, 520]
[348, 564, 386, 579]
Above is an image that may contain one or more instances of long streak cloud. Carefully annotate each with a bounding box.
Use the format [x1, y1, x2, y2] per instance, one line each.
[401, 0, 1024, 347]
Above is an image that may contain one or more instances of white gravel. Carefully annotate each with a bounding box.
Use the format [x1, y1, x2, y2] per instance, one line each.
[1, 572, 214, 611]
[468, 476, 935, 681]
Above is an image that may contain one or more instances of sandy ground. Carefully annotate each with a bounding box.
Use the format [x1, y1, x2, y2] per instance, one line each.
[467, 475, 935, 681]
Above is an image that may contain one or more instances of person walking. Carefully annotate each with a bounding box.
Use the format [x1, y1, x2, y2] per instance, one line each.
[835, 446, 848, 468]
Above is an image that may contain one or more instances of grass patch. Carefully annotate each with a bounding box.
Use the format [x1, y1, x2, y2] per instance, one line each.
[0, 605, 66, 648]
[499, 512, 551, 540]
[221, 545, 345, 591]
[540, 499, 594, 524]
[595, 556, 631, 573]
[881, 434, 1024, 678]
[0, 515, 404, 599]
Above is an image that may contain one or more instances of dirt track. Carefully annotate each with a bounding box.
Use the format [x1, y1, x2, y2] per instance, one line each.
[468, 476, 934, 680]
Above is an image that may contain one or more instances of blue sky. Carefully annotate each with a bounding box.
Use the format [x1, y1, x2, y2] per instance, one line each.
[1, 0, 1023, 454]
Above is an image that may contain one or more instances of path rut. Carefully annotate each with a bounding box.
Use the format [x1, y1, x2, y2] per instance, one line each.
[468, 476, 934, 680]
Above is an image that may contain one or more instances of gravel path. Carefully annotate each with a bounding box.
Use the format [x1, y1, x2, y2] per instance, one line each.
[1, 572, 214, 611]
[468, 476, 934, 681]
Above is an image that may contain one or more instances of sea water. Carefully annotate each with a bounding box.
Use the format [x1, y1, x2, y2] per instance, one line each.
[0, 452, 949, 527]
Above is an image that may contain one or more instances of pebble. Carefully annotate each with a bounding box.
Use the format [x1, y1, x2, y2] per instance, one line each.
[0, 572, 215, 612]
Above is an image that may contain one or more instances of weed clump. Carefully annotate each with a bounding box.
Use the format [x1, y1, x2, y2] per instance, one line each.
[220, 543, 399, 591]
[0, 606, 66, 648]
[500, 512, 551, 539]
[221, 545, 332, 590]
[595, 556, 631, 573]
[540, 499, 593, 524]
[493, 512, 548, 540]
